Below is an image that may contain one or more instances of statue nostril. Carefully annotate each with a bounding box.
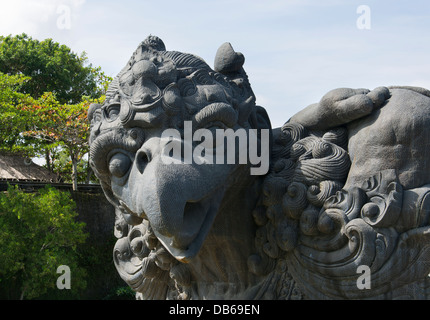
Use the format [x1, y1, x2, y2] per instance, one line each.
[136, 149, 151, 174]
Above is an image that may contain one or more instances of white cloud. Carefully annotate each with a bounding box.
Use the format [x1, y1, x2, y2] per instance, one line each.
[0, 0, 86, 37]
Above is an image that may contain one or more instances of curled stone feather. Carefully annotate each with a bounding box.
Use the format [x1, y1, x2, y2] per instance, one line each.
[283, 182, 309, 220]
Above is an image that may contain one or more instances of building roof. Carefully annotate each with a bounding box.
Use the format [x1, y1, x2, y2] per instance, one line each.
[0, 153, 58, 182]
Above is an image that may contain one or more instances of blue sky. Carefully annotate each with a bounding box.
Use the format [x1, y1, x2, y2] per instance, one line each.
[1, 0, 430, 128]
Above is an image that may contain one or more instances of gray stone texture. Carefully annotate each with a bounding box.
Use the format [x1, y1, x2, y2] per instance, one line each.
[88, 36, 430, 299]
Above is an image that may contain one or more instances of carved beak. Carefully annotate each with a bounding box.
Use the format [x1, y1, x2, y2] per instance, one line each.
[152, 188, 225, 262]
[121, 147, 231, 263]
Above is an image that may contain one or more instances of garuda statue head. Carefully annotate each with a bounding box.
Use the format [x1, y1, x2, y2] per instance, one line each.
[88, 36, 272, 298]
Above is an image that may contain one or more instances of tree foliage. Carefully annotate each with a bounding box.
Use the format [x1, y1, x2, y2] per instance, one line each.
[21, 93, 104, 190]
[0, 185, 88, 299]
[0, 72, 33, 151]
[0, 33, 108, 104]
[0, 34, 112, 186]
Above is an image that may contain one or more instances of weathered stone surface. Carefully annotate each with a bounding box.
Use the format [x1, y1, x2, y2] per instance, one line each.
[88, 36, 430, 299]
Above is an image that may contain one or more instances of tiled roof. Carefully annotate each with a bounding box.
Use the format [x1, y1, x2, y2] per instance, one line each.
[0, 153, 58, 182]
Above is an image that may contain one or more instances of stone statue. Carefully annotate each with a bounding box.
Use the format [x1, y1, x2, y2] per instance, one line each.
[88, 35, 430, 299]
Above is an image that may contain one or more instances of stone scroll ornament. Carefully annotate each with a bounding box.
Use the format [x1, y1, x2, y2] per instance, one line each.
[88, 35, 430, 299]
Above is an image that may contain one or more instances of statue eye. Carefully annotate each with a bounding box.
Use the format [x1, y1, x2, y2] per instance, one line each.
[105, 104, 120, 121]
[108, 152, 132, 178]
[178, 78, 196, 97]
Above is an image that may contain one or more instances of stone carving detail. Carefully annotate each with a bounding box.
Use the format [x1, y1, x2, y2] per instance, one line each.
[88, 36, 430, 299]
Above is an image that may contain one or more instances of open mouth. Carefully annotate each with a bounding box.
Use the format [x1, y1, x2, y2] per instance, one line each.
[152, 188, 225, 263]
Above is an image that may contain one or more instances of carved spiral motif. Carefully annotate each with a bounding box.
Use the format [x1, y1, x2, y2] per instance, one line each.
[112, 219, 197, 300]
[307, 180, 343, 207]
[162, 84, 184, 115]
[299, 205, 320, 236]
[294, 139, 350, 185]
[272, 122, 308, 159]
[283, 182, 308, 220]
[280, 122, 308, 145]
[250, 123, 352, 279]
[322, 127, 348, 149]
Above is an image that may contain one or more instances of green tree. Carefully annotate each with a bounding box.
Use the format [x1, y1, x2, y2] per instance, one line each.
[0, 72, 105, 186]
[22, 93, 104, 190]
[0, 33, 112, 185]
[0, 185, 88, 299]
[0, 72, 33, 152]
[0, 33, 108, 104]
[48, 148, 97, 185]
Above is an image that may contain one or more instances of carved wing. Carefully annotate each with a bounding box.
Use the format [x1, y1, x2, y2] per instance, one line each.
[250, 87, 430, 299]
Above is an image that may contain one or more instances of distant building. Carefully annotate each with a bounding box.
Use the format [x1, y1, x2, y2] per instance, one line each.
[0, 152, 58, 182]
